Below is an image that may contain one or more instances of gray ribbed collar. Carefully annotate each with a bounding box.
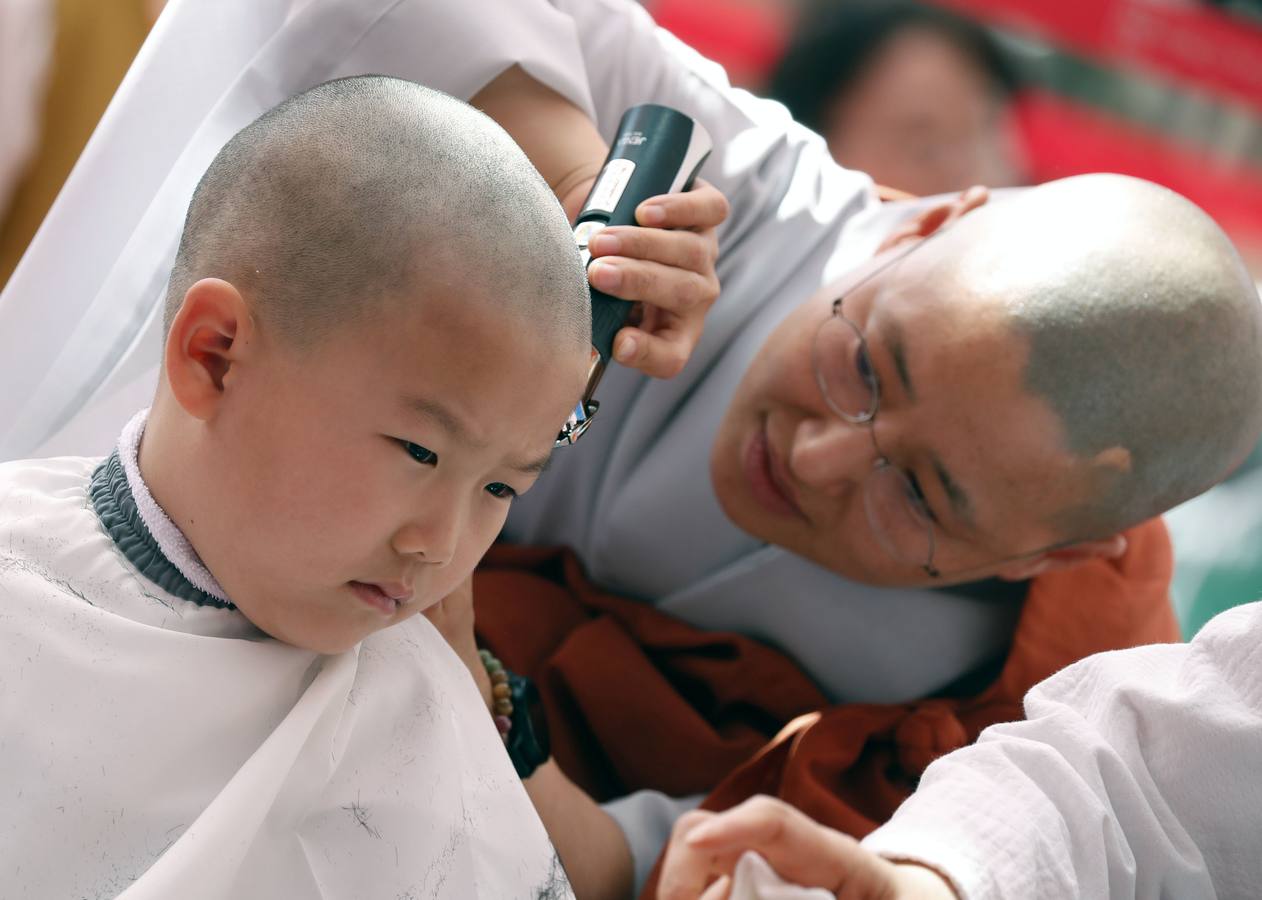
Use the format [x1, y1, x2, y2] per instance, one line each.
[89, 413, 234, 610]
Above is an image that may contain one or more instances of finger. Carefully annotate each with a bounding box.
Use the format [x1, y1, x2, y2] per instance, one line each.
[613, 323, 699, 379]
[684, 797, 880, 894]
[683, 797, 788, 849]
[588, 226, 717, 274]
[658, 811, 732, 900]
[659, 844, 732, 900]
[587, 257, 717, 315]
[637, 179, 730, 231]
[698, 874, 732, 900]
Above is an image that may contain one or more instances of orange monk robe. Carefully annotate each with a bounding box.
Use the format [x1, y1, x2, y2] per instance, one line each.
[473, 517, 1177, 889]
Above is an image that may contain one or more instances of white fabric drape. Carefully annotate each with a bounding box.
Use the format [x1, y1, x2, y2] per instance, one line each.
[862, 600, 1262, 899]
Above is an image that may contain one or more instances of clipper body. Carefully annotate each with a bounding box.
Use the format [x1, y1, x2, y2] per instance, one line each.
[557, 105, 712, 446]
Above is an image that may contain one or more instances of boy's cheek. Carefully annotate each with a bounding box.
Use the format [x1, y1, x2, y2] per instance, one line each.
[431, 521, 503, 605]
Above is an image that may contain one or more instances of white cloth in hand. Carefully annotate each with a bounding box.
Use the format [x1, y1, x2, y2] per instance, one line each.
[729, 852, 834, 900]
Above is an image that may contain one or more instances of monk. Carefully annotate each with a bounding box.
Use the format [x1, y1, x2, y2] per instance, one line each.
[474, 2, 1262, 896]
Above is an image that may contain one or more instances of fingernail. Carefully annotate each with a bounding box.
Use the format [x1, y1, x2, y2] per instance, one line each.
[588, 233, 620, 256]
[589, 261, 621, 292]
[638, 203, 666, 226]
[615, 334, 638, 363]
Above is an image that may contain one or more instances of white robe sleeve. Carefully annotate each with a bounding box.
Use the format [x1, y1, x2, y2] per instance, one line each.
[861, 600, 1262, 900]
[0, 0, 592, 462]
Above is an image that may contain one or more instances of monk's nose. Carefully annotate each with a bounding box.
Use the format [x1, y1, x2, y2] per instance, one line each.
[788, 415, 875, 496]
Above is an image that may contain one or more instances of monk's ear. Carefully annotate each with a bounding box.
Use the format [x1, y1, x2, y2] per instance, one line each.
[876, 185, 989, 253]
[994, 533, 1128, 582]
[163, 278, 253, 421]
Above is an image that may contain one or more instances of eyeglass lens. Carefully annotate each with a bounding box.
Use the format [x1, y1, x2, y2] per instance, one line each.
[814, 299, 936, 571]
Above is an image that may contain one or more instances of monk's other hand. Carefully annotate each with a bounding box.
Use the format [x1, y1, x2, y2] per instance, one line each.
[657, 796, 959, 900]
[586, 178, 728, 379]
[423, 575, 492, 706]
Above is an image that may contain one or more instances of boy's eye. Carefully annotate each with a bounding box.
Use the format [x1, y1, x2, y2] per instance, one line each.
[484, 482, 517, 500]
[401, 441, 438, 466]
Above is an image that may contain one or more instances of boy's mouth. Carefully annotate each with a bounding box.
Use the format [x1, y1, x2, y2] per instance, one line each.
[349, 580, 412, 616]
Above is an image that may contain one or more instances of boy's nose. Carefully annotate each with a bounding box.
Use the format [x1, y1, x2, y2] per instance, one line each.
[788, 414, 875, 496]
[390, 509, 460, 567]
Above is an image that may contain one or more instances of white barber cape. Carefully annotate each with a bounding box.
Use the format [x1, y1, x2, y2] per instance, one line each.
[0, 419, 570, 899]
[860, 600, 1262, 899]
[0, 0, 1022, 710]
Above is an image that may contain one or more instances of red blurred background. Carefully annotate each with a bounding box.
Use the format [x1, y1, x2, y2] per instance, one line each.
[650, 0, 1262, 275]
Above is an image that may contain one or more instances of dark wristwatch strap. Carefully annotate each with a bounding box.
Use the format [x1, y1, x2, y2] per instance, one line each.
[504, 672, 551, 780]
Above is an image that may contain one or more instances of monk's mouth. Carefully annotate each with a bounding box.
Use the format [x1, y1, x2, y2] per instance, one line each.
[743, 422, 805, 520]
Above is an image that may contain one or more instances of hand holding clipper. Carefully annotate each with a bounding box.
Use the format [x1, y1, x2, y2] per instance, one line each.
[557, 104, 712, 446]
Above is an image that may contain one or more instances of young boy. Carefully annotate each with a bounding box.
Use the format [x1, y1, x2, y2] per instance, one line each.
[0, 75, 593, 899]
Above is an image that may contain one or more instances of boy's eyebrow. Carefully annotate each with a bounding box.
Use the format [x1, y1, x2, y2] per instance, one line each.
[400, 393, 553, 475]
[512, 453, 553, 476]
[400, 394, 486, 449]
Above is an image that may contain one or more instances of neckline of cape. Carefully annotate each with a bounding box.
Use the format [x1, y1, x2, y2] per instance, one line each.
[89, 411, 233, 610]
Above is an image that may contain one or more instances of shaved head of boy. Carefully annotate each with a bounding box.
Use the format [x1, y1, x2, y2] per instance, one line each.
[140, 76, 592, 653]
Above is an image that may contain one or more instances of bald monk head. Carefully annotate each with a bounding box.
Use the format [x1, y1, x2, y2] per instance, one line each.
[142, 76, 592, 653]
[711, 175, 1262, 585]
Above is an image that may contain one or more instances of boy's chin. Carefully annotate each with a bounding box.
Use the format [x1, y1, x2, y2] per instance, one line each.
[250, 614, 400, 656]
[260, 625, 359, 656]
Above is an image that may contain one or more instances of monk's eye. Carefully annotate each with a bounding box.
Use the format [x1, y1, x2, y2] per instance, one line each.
[401, 441, 438, 466]
[855, 343, 875, 387]
[903, 470, 939, 525]
[484, 482, 517, 500]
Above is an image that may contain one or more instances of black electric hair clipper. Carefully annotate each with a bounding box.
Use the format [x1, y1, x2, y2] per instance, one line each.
[555, 104, 712, 446]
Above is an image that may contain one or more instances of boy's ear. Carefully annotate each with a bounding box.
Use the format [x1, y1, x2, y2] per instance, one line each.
[876, 185, 989, 253]
[163, 278, 253, 421]
[994, 533, 1128, 582]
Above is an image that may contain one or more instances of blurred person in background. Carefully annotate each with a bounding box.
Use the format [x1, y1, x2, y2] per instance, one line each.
[0, 0, 165, 290]
[766, 0, 1026, 196]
